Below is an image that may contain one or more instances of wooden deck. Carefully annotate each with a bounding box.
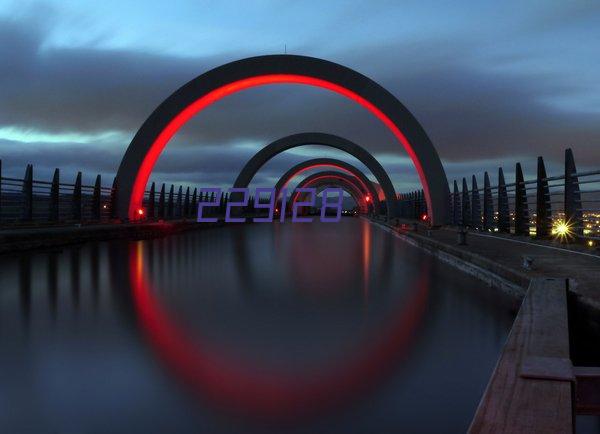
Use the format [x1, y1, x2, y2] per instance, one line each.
[469, 278, 574, 433]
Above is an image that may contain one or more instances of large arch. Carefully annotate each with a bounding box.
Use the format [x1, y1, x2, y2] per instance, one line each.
[114, 54, 449, 225]
[290, 171, 369, 214]
[273, 158, 382, 214]
[233, 133, 398, 219]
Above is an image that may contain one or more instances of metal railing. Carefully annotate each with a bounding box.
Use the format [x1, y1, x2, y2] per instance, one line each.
[398, 148, 600, 246]
[0, 163, 115, 225]
[0, 160, 251, 226]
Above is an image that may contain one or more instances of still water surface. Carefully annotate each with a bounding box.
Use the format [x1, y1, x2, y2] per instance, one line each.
[0, 218, 517, 433]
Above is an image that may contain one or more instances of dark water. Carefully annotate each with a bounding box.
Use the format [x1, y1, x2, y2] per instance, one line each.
[0, 218, 519, 433]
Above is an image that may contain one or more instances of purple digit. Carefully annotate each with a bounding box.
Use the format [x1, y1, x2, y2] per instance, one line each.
[321, 188, 343, 222]
[225, 188, 249, 222]
[279, 187, 287, 223]
[292, 188, 316, 223]
[253, 188, 276, 222]
[197, 188, 221, 222]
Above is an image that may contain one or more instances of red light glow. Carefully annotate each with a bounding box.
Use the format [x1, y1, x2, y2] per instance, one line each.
[291, 174, 365, 205]
[129, 244, 429, 419]
[280, 163, 371, 201]
[128, 74, 429, 219]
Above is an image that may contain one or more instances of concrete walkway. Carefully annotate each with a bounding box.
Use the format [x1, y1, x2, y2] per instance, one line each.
[382, 220, 600, 319]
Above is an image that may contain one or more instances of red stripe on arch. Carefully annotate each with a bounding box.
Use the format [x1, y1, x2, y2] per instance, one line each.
[281, 164, 371, 199]
[291, 174, 366, 205]
[129, 74, 426, 219]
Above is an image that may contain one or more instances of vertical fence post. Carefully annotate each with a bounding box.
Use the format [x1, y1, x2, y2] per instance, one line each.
[110, 177, 118, 220]
[397, 193, 402, 218]
[191, 188, 197, 220]
[22, 164, 33, 222]
[92, 174, 101, 222]
[414, 190, 419, 218]
[565, 148, 583, 239]
[148, 182, 155, 221]
[461, 177, 471, 227]
[483, 172, 494, 231]
[184, 187, 190, 219]
[514, 162, 529, 236]
[72, 172, 82, 222]
[167, 184, 174, 219]
[413, 191, 418, 219]
[176, 186, 183, 219]
[536, 156, 552, 238]
[158, 183, 165, 220]
[497, 167, 510, 233]
[452, 180, 460, 225]
[49, 168, 60, 222]
[471, 175, 481, 230]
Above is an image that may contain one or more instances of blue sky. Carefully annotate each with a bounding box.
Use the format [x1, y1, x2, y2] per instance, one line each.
[0, 0, 599, 192]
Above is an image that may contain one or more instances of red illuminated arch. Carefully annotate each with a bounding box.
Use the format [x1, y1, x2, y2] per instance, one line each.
[290, 171, 369, 213]
[114, 55, 450, 225]
[273, 157, 381, 213]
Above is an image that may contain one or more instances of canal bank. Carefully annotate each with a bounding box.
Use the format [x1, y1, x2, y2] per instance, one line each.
[366, 217, 600, 432]
[367, 217, 600, 323]
[0, 220, 228, 254]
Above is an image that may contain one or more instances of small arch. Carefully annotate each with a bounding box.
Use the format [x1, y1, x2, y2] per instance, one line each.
[273, 157, 381, 214]
[290, 171, 370, 214]
[233, 133, 398, 219]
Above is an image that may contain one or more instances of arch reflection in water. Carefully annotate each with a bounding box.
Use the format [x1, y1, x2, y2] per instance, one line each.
[0, 220, 516, 433]
[129, 221, 430, 422]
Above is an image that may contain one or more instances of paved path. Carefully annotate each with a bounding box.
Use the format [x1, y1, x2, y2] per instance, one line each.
[374, 219, 600, 315]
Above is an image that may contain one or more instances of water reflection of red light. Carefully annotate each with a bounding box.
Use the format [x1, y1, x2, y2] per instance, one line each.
[129, 242, 429, 422]
[288, 230, 358, 296]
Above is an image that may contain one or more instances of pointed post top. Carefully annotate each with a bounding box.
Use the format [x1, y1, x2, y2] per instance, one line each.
[565, 148, 577, 175]
[498, 167, 506, 185]
[516, 162, 524, 182]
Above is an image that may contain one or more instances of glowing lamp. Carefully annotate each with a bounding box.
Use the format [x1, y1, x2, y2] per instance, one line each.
[137, 208, 145, 216]
[553, 221, 571, 237]
[365, 196, 371, 202]
[421, 214, 428, 221]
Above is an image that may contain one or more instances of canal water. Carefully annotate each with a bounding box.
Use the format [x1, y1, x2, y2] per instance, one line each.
[0, 218, 518, 433]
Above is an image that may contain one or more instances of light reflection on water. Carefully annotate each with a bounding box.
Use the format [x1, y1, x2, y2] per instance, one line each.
[0, 218, 517, 433]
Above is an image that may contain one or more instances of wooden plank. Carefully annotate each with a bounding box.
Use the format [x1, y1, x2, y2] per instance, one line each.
[574, 367, 600, 414]
[469, 278, 573, 433]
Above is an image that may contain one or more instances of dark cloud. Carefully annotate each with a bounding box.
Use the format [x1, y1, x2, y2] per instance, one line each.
[0, 10, 599, 193]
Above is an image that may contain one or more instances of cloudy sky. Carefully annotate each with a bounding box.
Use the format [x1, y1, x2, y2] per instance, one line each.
[0, 0, 599, 193]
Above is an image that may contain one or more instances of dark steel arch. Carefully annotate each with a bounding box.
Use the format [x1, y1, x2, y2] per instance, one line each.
[273, 158, 382, 214]
[114, 54, 449, 224]
[233, 133, 398, 219]
[290, 171, 369, 213]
